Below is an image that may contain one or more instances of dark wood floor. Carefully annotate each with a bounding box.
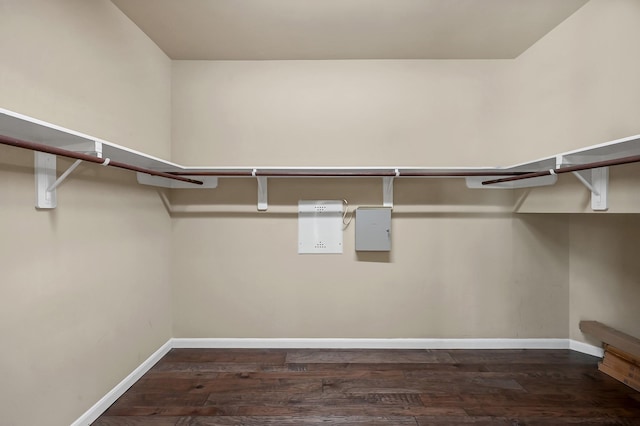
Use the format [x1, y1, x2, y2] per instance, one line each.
[93, 348, 640, 425]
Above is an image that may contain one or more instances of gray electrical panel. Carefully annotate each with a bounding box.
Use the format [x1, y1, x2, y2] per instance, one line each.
[355, 207, 392, 251]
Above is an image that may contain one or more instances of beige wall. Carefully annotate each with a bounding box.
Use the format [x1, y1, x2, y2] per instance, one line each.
[170, 61, 570, 339]
[0, 0, 172, 158]
[569, 215, 640, 344]
[171, 60, 511, 166]
[499, 0, 640, 163]
[170, 0, 640, 345]
[170, 181, 569, 339]
[501, 0, 640, 344]
[0, 1, 172, 425]
[510, 0, 640, 213]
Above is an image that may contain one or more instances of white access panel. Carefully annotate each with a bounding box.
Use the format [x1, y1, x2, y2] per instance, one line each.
[355, 207, 392, 251]
[298, 200, 343, 254]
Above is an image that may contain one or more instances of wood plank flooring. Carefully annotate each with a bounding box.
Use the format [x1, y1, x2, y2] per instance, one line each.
[93, 349, 640, 425]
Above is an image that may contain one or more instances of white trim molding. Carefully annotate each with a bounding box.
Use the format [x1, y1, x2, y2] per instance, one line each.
[570, 339, 604, 357]
[172, 337, 571, 350]
[72, 337, 604, 425]
[173, 337, 604, 354]
[71, 340, 172, 426]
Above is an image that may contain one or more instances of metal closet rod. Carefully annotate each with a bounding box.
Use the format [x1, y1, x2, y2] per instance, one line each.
[482, 154, 640, 185]
[169, 170, 532, 177]
[0, 134, 204, 185]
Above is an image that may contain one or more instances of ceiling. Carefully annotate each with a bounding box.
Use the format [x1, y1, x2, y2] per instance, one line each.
[111, 0, 589, 60]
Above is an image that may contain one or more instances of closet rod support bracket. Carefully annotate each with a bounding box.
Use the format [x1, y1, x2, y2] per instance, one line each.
[257, 175, 268, 211]
[383, 175, 395, 209]
[35, 140, 102, 209]
[47, 159, 83, 192]
[557, 155, 609, 211]
[35, 152, 58, 209]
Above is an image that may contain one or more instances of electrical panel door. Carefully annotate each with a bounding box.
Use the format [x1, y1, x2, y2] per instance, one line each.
[355, 207, 391, 251]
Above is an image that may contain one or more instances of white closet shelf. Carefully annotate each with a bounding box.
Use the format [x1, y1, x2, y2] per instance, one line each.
[0, 108, 182, 172]
[1, 108, 640, 211]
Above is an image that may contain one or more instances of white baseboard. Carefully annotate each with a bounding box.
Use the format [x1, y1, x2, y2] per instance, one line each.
[569, 339, 604, 357]
[172, 337, 571, 350]
[173, 337, 603, 355]
[72, 337, 604, 425]
[71, 339, 172, 426]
